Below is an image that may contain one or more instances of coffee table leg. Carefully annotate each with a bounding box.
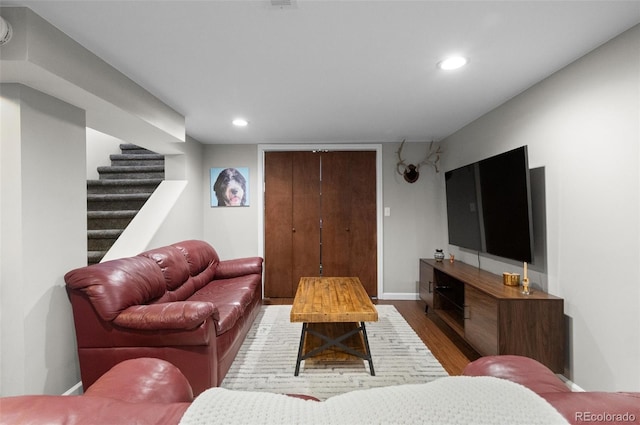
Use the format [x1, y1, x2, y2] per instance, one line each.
[294, 322, 307, 376]
[295, 322, 375, 376]
[361, 322, 375, 376]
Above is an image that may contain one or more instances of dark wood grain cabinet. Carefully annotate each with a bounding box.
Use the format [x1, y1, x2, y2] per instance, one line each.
[418, 259, 435, 311]
[419, 259, 565, 373]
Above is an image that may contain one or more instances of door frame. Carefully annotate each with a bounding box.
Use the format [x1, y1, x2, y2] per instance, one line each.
[257, 143, 383, 299]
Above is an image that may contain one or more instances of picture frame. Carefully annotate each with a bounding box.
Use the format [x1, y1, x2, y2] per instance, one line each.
[210, 167, 250, 207]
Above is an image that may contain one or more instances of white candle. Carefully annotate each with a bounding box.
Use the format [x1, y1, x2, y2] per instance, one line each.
[523, 262, 528, 280]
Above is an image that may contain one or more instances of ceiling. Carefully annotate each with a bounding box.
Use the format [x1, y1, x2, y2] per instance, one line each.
[2, 1, 639, 145]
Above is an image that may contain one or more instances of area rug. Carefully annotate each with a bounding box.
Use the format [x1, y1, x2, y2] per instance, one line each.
[221, 305, 449, 400]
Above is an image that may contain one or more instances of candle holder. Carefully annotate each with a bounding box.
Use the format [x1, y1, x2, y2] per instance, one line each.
[522, 277, 531, 295]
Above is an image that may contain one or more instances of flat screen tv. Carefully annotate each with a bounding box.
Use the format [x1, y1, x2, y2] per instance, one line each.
[445, 146, 534, 263]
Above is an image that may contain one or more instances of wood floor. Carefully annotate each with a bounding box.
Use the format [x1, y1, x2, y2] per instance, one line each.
[263, 298, 480, 376]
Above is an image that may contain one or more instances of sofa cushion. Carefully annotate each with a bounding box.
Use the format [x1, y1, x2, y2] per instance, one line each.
[113, 301, 219, 331]
[189, 276, 260, 335]
[65, 257, 166, 322]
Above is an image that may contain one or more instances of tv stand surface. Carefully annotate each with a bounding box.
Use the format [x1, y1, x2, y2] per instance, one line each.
[419, 259, 565, 373]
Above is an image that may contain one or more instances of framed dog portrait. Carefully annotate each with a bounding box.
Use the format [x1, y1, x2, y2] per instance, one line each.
[210, 167, 250, 207]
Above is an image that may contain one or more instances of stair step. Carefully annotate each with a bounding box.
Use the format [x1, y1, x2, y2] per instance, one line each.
[88, 229, 123, 238]
[88, 251, 106, 265]
[97, 165, 165, 180]
[111, 154, 164, 161]
[88, 193, 151, 201]
[110, 154, 164, 167]
[97, 165, 165, 173]
[88, 210, 137, 230]
[88, 210, 139, 218]
[88, 193, 150, 211]
[119, 144, 157, 155]
[89, 178, 163, 185]
[87, 179, 162, 194]
[88, 229, 123, 251]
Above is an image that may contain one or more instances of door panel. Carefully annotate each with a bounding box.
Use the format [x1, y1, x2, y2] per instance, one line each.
[346, 151, 377, 297]
[320, 151, 351, 277]
[264, 152, 293, 297]
[291, 152, 321, 288]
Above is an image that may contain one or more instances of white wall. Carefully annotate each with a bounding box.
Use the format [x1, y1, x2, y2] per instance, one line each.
[147, 135, 205, 248]
[0, 84, 86, 396]
[85, 128, 121, 180]
[440, 25, 639, 391]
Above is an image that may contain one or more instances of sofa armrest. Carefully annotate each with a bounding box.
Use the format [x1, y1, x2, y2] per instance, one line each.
[113, 301, 219, 331]
[463, 355, 571, 394]
[0, 396, 190, 425]
[84, 358, 194, 403]
[215, 257, 263, 279]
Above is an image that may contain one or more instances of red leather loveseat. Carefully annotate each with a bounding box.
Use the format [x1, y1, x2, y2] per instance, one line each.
[64, 240, 263, 395]
[463, 355, 640, 425]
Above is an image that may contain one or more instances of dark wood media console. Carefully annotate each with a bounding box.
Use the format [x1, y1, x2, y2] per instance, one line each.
[419, 258, 565, 373]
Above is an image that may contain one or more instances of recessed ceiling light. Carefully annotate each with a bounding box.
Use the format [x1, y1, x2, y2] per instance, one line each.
[437, 56, 468, 71]
[232, 118, 249, 127]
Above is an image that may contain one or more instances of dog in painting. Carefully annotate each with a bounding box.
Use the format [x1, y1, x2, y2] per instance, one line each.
[213, 168, 247, 206]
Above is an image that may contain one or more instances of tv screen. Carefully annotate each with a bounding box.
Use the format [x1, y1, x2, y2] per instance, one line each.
[445, 146, 534, 263]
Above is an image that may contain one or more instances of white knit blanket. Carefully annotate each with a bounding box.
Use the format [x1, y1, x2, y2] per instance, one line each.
[179, 376, 568, 425]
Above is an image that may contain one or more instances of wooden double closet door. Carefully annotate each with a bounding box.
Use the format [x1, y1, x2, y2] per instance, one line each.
[264, 150, 377, 298]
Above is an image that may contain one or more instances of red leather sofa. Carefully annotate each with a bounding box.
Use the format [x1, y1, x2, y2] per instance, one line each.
[64, 239, 263, 395]
[463, 355, 640, 425]
[0, 358, 192, 425]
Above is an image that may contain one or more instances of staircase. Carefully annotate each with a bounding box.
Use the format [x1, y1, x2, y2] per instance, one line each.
[87, 144, 165, 265]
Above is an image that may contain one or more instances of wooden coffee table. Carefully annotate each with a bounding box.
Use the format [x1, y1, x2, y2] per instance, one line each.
[290, 277, 378, 376]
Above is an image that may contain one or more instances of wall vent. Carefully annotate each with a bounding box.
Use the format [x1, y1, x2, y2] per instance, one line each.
[270, 0, 297, 9]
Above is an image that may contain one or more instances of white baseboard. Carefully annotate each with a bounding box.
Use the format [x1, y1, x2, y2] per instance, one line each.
[62, 381, 83, 396]
[558, 374, 585, 392]
[379, 292, 420, 300]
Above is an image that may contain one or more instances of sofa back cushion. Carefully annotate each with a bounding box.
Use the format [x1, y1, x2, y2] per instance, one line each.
[138, 246, 193, 303]
[65, 257, 166, 322]
[139, 240, 220, 303]
[171, 240, 219, 291]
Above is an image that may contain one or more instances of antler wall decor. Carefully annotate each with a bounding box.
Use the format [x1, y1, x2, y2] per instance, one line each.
[396, 139, 443, 183]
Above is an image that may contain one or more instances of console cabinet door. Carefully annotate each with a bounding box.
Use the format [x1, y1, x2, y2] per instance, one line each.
[419, 260, 434, 310]
[464, 285, 498, 355]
